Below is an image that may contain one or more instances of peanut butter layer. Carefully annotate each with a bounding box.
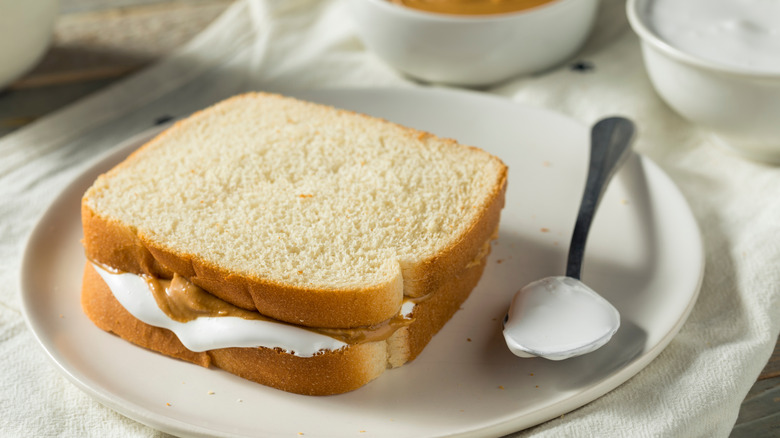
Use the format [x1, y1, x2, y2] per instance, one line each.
[101, 264, 415, 345]
[389, 0, 557, 15]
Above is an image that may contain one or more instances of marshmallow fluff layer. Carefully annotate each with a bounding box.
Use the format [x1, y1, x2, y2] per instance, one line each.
[92, 263, 350, 356]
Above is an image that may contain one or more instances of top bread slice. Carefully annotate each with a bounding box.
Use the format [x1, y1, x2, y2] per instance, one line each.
[82, 92, 507, 328]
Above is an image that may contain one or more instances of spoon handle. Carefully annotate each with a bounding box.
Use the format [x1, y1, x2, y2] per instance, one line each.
[566, 117, 635, 280]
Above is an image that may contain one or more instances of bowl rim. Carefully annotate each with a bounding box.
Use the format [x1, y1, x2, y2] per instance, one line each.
[358, 0, 585, 23]
[626, 0, 780, 80]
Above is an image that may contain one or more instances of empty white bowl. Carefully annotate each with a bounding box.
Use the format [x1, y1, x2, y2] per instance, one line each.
[0, 0, 59, 89]
[627, 0, 780, 164]
[348, 0, 599, 87]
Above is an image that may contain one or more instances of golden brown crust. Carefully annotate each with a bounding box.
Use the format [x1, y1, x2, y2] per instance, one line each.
[399, 242, 489, 363]
[80, 247, 488, 395]
[209, 342, 388, 396]
[81, 263, 210, 367]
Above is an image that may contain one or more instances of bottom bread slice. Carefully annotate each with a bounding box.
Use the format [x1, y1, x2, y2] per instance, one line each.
[81, 253, 489, 395]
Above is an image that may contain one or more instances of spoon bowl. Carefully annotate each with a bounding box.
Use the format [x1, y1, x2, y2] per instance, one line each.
[504, 277, 621, 360]
[503, 117, 635, 360]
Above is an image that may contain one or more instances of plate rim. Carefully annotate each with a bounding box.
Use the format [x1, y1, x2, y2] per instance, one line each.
[18, 86, 705, 437]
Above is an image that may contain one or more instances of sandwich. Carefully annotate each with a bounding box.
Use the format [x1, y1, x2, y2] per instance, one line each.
[80, 92, 507, 395]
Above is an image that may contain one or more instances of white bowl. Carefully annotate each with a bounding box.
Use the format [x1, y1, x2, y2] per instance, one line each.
[348, 0, 599, 87]
[627, 0, 780, 164]
[0, 0, 59, 89]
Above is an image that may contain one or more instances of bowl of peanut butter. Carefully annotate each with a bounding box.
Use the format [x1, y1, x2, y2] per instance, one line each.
[348, 0, 599, 87]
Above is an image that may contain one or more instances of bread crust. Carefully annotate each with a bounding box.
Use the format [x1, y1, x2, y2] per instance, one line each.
[81, 246, 488, 395]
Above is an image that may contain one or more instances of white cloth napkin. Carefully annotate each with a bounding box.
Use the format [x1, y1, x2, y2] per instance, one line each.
[2, 0, 778, 436]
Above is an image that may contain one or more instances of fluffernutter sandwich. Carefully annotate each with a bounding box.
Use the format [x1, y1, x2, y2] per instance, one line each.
[80, 93, 507, 395]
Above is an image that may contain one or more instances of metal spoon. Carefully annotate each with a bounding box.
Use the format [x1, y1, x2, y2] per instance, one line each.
[503, 117, 635, 360]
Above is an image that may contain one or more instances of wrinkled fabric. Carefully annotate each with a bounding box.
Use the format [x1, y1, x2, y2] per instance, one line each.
[1, 0, 777, 436]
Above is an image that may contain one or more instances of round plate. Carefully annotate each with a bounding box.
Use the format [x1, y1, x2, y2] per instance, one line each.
[20, 88, 703, 437]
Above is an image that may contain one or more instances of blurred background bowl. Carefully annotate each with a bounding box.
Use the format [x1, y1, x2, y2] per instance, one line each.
[348, 0, 599, 87]
[627, 0, 780, 164]
[0, 0, 59, 90]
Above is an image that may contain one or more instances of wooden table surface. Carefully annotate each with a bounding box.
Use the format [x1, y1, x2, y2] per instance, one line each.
[2, 1, 777, 436]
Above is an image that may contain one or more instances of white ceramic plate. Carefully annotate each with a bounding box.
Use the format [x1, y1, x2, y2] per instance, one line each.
[20, 88, 704, 437]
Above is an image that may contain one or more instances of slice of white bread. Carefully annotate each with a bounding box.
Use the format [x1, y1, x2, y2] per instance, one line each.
[82, 92, 507, 328]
